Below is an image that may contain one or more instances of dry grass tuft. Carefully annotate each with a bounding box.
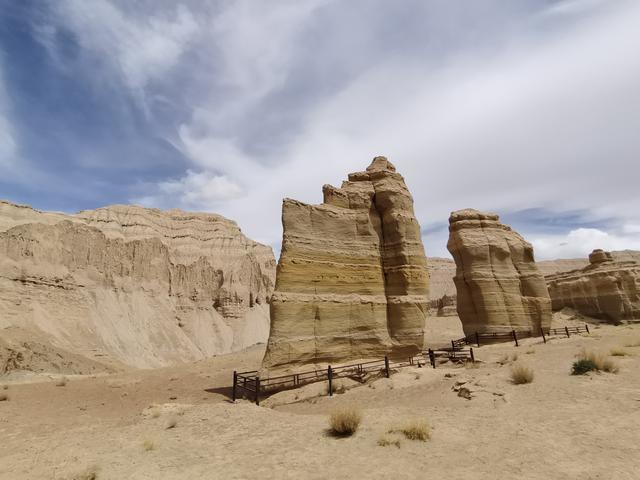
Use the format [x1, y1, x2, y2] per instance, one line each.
[498, 354, 510, 365]
[510, 364, 534, 384]
[576, 350, 619, 374]
[143, 439, 155, 451]
[624, 338, 640, 348]
[391, 419, 431, 442]
[328, 407, 362, 437]
[166, 416, 178, 429]
[525, 348, 535, 355]
[55, 376, 68, 387]
[610, 347, 630, 357]
[511, 353, 519, 361]
[377, 434, 401, 448]
[2, 384, 7, 390]
[151, 409, 161, 419]
[0, 393, 8, 401]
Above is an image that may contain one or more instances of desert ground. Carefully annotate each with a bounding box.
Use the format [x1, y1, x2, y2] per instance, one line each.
[1, 314, 639, 480]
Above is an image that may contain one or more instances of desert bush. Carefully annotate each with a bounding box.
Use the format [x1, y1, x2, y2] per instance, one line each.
[498, 354, 510, 365]
[0, 393, 8, 401]
[55, 376, 68, 387]
[574, 350, 619, 374]
[525, 348, 535, 355]
[610, 347, 630, 357]
[2, 384, 7, 390]
[511, 353, 519, 361]
[572, 359, 598, 375]
[377, 434, 401, 448]
[397, 419, 431, 441]
[328, 407, 362, 437]
[510, 364, 534, 384]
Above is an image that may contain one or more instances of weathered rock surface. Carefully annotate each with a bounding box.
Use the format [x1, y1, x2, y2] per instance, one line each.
[546, 249, 640, 323]
[446, 209, 551, 335]
[429, 294, 458, 317]
[263, 157, 429, 371]
[0, 200, 275, 369]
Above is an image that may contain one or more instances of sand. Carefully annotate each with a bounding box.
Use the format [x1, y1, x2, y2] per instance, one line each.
[1, 316, 639, 479]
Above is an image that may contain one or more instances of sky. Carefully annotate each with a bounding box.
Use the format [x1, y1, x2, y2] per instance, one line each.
[1, 0, 639, 260]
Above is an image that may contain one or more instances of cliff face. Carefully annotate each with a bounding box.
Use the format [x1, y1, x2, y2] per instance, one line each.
[546, 249, 640, 323]
[262, 157, 429, 371]
[447, 209, 551, 335]
[0, 201, 275, 370]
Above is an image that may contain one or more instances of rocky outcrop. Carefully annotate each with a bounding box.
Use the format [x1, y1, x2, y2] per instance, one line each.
[446, 209, 551, 335]
[0, 200, 275, 369]
[262, 157, 429, 371]
[546, 249, 640, 323]
[429, 294, 458, 317]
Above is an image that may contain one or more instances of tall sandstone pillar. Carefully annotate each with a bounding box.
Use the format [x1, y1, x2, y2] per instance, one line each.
[262, 157, 429, 371]
[447, 209, 551, 336]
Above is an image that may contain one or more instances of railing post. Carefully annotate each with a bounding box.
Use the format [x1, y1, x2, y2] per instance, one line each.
[475, 332, 480, 347]
[565, 326, 570, 338]
[540, 328, 546, 344]
[384, 356, 390, 378]
[255, 377, 260, 406]
[232, 371, 237, 402]
[328, 365, 333, 397]
[470, 347, 475, 363]
[428, 349, 435, 369]
[451, 340, 456, 351]
[585, 324, 590, 334]
[512, 330, 519, 347]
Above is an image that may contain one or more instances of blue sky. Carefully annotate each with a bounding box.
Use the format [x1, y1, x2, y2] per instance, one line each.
[1, 0, 639, 259]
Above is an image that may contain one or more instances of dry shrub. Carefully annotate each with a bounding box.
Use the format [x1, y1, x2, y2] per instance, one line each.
[525, 348, 535, 355]
[151, 409, 161, 419]
[498, 354, 510, 365]
[510, 364, 534, 384]
[0, 393, 8, 401]
[2, 384, 7, 390]
[624, 338, 640, 348]
[511, 353, 519, 362]
[143, 439, 155, 451]
[377, 434, 401, 448]
[610, 347, 630, 357]
[55, 376, 68, 387]
[392, 419, 431, 442]
[577, 350, 619, 374]
[328, 407, 362, 437]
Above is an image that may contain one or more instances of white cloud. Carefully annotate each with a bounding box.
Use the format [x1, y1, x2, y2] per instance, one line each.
[133, 170, 243, 211]
[531, 227, 640, 260]
[46, 0, 199, 92]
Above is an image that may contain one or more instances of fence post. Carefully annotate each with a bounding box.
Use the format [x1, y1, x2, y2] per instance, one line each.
[429, 349, 436, 369]
[512, 330, 519, 347]
[585, 324, 590, 334]
[384, 356, 390, 378]
[470, 347, 475, 363]
[232, 371, 237, 402]
[328, 365, 333, 397]
[475, 332, 480, 347]
[451, 340, 456, 351]
[540, 328, 546, 344]
[565, 326, 570, 338]
[255, 377, 260, 406]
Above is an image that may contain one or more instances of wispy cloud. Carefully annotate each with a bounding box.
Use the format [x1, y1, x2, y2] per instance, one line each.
[2, 0, 639, 258]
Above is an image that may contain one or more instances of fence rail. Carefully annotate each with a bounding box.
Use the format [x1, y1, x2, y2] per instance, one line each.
[232, 347, 474, 405]
[231, 324, 589, 405]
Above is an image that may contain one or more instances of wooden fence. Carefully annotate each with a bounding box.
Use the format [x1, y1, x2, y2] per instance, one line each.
[233, 347, 474, 405]
[453, 324, 590, 348]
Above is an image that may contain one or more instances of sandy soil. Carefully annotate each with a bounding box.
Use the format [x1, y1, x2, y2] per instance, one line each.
[1, 317, 639, 479]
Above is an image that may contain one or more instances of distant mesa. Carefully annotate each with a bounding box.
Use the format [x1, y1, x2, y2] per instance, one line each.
[0, 200, 275, 371]
[446, 208, 552, 336]
[546, 249, 640, 323]
[262, 156, 430, 371]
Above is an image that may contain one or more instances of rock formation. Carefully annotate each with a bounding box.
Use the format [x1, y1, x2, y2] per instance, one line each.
[429, 294, 458, 317]
[0, 200, 275, 370]
[446, 209, 551, 335]
[546, 249, 640, 323]
[262, 157, 429, 371]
